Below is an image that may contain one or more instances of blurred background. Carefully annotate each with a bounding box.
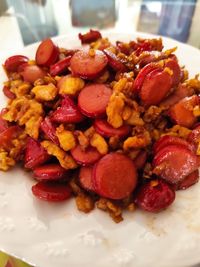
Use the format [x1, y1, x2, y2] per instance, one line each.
[0, 0, 200, 58]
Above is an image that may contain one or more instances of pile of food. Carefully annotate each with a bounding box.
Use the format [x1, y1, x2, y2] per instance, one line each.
[1, 29, 200, 222]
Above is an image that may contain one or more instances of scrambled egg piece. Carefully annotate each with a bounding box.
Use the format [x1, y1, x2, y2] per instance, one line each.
[162, 125, 191, 139]
[106, 92, 125, 128]
[32, 83, 58, 101]
[3, 97, 43, 139]
[193, 105, 200, 117]
[0, 151, 15, 171]
[56, 124, 76, 151]
[59, 75, 85, 95]
[124, 109, 144, 126]
[90, 133, 108, 154]
[41, 140, 77, 169]
[123, 131, 151, 150]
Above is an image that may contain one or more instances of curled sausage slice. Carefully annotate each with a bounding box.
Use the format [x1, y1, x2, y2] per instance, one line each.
[35, 39, 59, 67]
[94, 119, 130, 138]
[153, 135, 195, 154]
[140, 69, 172, 106]
[32, 181, 71, 202]
[79, 166, 95, 191]
[153, 145, 199, 184]
[51, 96, 84, 123]
[71, 145, 101, 166]
[70, 49, 108, 79]
[135, 179, 175, 212]
[4, 55, 29, 72]
[93, 153, 137, 200]
[78, 84, 112, 118]
[33, 164, 68, 181]
[25, 138, 50, 169]
[168, 95, 198, 128]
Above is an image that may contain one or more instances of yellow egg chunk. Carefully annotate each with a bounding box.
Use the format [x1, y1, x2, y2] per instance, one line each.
[32, 83, 58, 101]
[56, 124, 76, 151]
[90, 133, 108, 155]
[58, 75, 85, 95]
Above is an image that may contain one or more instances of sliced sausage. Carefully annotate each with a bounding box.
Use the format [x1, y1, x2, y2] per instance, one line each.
[35, 38, 59, 67]
[79, 166, 95, 191]
[33, 164, 68, 181]
[168, 95, 198, 128]
[32, 181, 71, 202]
[40, 117, 59, 145]
[176, 169, 199, 190]
[135, 179, 175, 212]
[165, 59, 181, 87]
[153, 145, 199, 184]
[78, 84, 112, 118]
[21, 65, 46, 83]
[70, 49, 108, 79]
[134, 63, 160, 92]
[3, 86, 15, 99]
[25, 137, 50, 169]
[153, 135, 195, 154]
[71, 145, 101, 166]
[94, 119, 130, 138]
[103, 49, 127, 72]
[134, 150, 147, 170]
[51, 95, 84, 123]
[160, 83, 193, 108]
[4, 55, 29, 72]
[0, 111, 9, 133]
[140, 69, 172, 106]
[78, 29, 102, 44]
[50, 56, 71, 76]
[93, 152, 137, 200]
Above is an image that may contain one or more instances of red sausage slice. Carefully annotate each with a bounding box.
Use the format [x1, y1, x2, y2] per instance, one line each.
[165, 59, 181, 87]
[35, 39, 59, 67]
[134, 63, 160, 92]
[168, 95, 198, 128]
[93, 153, 137, 200]
[135, 179, 175, 212]
[51, 96, 84, 123]
[79, 29, 102, 44]
[134, 150, 147, 170]
[71, 145, 101, 166]
[79, 166, 95, 191]
[176, 169, 199, 190]
[21, 65, 46, 83]
[32, 181, 71, 202]
[153, 135, 195, 154]
[94, 119, 130, 138]
[25, 138, 50, 169]
[153, 145, 199, 184]
[78, 84, 112, 118]
[70, 49, 108, 79]
[4, 55, 29, 72]
[140, 69, 172, 106]
[160, 83, 192, 108]
[40, 117, 59, 145]
[103, 49, 127, 72]
[3, 86, 15, 99]
[50, 56, 71, 76]
[33, 164, 68, 181]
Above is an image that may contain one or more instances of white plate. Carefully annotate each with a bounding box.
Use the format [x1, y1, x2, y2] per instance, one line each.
[0, 32, 200, 267]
